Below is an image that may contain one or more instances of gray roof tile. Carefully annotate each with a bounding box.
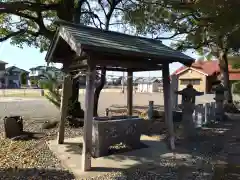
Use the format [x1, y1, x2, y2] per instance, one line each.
[54, 21, 194, 64]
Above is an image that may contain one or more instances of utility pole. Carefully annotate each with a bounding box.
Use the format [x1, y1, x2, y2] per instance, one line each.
[121, 71, 124, 93]
[148, 71, 151, 92]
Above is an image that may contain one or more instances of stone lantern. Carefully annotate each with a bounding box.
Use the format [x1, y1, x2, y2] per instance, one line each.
[175, 84, 204, 140]
[212, 80, 227, 121]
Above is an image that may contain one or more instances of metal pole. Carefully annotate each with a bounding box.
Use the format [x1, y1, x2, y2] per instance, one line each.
[121, 71, 124, 93]
[148, 71, 151, 92]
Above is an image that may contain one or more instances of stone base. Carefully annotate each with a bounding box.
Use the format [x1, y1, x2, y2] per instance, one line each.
[47, 135, 168, 179]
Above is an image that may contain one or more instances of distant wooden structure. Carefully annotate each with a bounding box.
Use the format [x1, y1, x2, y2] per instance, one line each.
[45, 20, 194, 172]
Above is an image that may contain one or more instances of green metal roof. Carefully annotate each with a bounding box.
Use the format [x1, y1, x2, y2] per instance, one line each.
[46, 20, 194, 65]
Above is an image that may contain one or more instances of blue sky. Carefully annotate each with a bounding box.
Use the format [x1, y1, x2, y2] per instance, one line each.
[1, 3, 201, 78]
[0, 38, 200, 78]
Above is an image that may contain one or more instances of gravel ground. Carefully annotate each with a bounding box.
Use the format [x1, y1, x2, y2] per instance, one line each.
[0, 119, 82, 180]
[0, 97, 224, 180]
[0, 119, 216, 180]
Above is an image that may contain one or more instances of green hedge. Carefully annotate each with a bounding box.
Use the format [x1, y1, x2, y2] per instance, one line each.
[39, 80, 53, 89]
[232, 81, 240, 94]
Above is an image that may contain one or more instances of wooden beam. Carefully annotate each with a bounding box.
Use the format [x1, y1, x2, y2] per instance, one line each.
[68, 57, 162, 72]
[162, 63, 175, 150]
[58, 75, 72, 144]
[101, 67, 162, 72]
[69, 65, 162, 72]
[97, 66, 128, 72]
[69, 58, 162, 70]
[127, 71, 133, 116]
[91, 58, 162, 69]
[82, 65, 96, 171]
[68, 59, 88, 70]
[83, 45, 194, 64]
[129, 67, 162, 72]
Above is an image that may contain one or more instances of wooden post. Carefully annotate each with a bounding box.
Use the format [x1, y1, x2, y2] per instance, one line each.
[127, 71, 133, 116]
[82, 65, 96, 172]
[162, 63, 175, 150]
[58, 75, 72, 144]
[171, 74, 178, 109]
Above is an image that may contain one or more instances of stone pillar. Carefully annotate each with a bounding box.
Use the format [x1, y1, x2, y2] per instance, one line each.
[210, 102, 216, 121]
[195, 104, 204, 127]
[148, 101, 154, 121]
[182, 102, 196, 138]
[204, 103, 210, 125]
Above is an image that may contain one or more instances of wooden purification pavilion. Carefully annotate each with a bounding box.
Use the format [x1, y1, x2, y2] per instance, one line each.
[45, 20, 194, 172]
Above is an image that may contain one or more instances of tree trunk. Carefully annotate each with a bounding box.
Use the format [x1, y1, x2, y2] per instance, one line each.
[71, 78, 79, 104]
[93, 67, 106, 116]
[219, 51, 232, 102]
[92, 2, 116, 116]
[57, 0, 75, 21]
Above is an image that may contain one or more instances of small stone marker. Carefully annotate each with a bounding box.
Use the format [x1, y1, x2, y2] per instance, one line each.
[193, 104, 204, 128]
[105, 108, 109, 116]
[4, 116, 24, 138]
[205, 103, 211, 124]
[210, 102, 216, 122]
[148, 101, 154, 120]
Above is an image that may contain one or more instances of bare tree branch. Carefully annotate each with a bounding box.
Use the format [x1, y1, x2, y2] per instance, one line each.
[84, 1, 105, 29]
[155, 32, 184, 40]
[98, 0, 107, 17]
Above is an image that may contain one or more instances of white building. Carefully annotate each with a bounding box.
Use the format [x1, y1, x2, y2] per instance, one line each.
[136, 77, 162, 93]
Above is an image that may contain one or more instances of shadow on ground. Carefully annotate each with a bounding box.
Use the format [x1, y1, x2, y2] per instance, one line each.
[63, 141, 149, 158]
[109, 120, 240, 179]
[0, 168, 75, 180]
[52, 120, 240, 179]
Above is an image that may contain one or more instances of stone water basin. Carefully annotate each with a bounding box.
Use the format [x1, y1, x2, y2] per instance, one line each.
[92, 115, 144, 157]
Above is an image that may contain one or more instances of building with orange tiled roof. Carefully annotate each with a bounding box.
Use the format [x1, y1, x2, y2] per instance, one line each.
[172, 60, 240, 93]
